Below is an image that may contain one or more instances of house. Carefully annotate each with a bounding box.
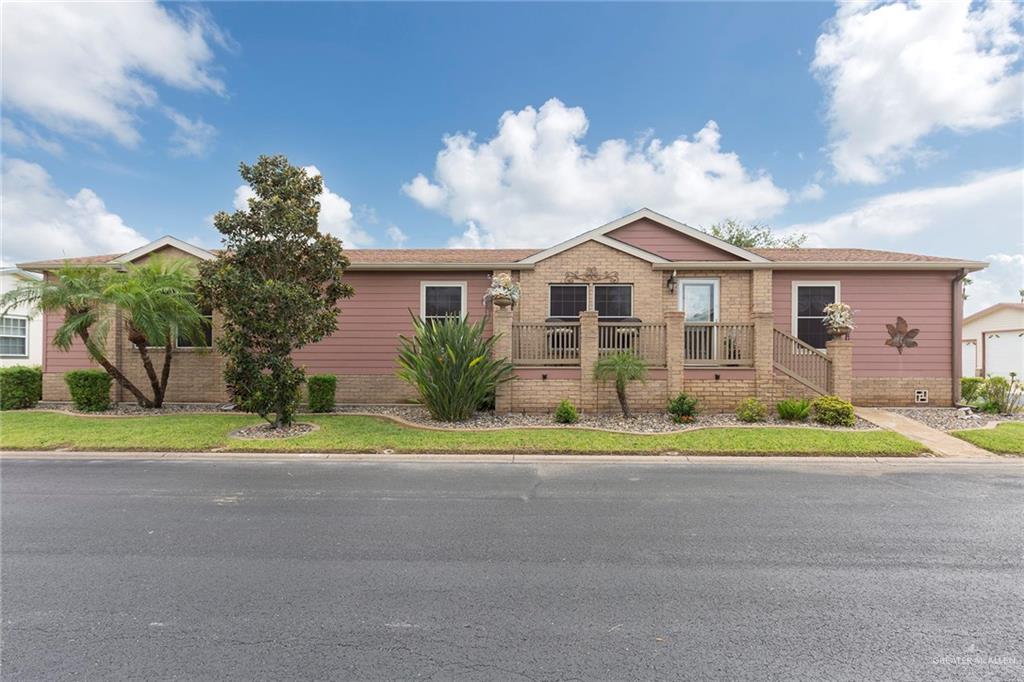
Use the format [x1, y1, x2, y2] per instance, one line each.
[0, 267, 44, 368]
[961, 303, 1024, 379]
[19, 209, 987, 411]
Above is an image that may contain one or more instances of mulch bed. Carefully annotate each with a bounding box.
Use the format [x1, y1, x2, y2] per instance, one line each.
[229, 422, 317, 440]
[35, 402, 235, 416]
[333, 405, 878, 433]
[888, 407, 1024, 432]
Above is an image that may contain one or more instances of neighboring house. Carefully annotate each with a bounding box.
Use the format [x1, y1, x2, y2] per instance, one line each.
[0, 267, 43, 368]
[19, 209, 987, 410]
[961, 303, 1024, 379]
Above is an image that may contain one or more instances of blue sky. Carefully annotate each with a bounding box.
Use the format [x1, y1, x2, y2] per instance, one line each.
[2, 1, 1022, 312]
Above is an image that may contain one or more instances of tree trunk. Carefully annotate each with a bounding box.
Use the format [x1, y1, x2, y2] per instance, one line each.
[132, 342, 163, 407]
[616, 380, 631, 419]
[78, 328, 153, 408]
[156, 342, 174, 409]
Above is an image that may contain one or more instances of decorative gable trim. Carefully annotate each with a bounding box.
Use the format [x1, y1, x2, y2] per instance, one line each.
[518, 208, 768, 265]
[112, 236, 216, 264]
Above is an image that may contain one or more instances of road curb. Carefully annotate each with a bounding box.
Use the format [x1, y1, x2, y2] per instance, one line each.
[1, 450, 1017, 465]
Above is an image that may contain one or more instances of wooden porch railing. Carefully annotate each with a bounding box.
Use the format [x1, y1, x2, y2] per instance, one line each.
[773, 328, 832, 394]
[598, 322, 667, 366]
[512, 322, 580, 366]
[684, 323, 754, 366]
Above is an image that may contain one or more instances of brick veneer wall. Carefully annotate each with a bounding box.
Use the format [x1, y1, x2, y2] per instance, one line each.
[335, 374, 418, 404]
[853, 377, 953, 407]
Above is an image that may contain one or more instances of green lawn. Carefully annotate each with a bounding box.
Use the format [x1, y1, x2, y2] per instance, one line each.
[952, 422, 1024, 454]
[0, 411, 925, 456]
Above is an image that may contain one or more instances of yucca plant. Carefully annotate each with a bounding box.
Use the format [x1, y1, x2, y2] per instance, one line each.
[593, 351, 648, 418]
[396, 315, 514, 422]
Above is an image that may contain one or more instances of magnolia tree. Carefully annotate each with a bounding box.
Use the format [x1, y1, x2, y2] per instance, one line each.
[198, 155, 354, 428]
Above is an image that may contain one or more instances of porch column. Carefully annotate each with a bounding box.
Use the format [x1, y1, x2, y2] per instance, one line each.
[579, 310, 599, 413]
[665, 311, 684, 398]
[752, 269, 774, 403]
[826, 338, 853, 402]
[493, 307, 514, 414]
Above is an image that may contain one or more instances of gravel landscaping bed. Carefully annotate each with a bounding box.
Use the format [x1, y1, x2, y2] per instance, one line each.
[35, 402, 236, 416]
[230, 422, 317, 439]
[889, 407, 1024, 432]
[333, 404, 877, 433]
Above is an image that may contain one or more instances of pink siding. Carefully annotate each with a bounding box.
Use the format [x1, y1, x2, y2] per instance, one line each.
[608, 218, 742, 261]
[772, 270, 956, 378]
[292, 271, 493, 375]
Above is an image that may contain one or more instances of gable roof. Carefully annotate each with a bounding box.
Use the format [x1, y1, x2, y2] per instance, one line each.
[112, 236, 215, 263]
[750, 248, 968, 263]
[963, 302, 1024, 326]
[518, 208, 769, 265]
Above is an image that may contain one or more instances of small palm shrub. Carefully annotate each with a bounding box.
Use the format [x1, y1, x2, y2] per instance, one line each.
[735, 397, 767, 423]
[307, 374, 337, 413]
[776, 398, 811, 422]
[667, 392, 699, 423]
[64, 369, 112, 412]
[960, 377, 985, 404]
[593, 352, 648, 418]
[811, 395, 855, 427]
[0, 366, 43, 410]
[396, 316, 513, 422]
[980, 374, 1023, 414]
[554, 399, 579, 424]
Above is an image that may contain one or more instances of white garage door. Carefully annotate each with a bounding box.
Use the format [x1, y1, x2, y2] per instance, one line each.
[961, 341, 977, 378]
[984, 330, 1024, 378]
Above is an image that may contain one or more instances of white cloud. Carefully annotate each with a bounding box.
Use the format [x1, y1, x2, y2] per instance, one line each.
[448, 222, 493, 249]
[229, 166, 373, 247]
[1, 1, 227, 148]
[783, 168, 1023, 250]
[1, 158, 147, 266]
[404, 98, 790, 248]
[386, 225, 408, 246]
[2, 117, 63, 156]
[965, 254, 1024, 315]
[166, 109, 217, 158]
[795, 182, 825, 202]
[813, 1, 1024, 183]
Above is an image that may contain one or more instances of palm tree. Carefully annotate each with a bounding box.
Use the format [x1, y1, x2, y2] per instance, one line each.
[593, 352, 648, 418]
[1, 259, 206, 408]
[103, 258, 208, 407]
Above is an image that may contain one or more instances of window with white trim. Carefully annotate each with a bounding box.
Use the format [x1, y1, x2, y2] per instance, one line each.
[594, 284, 633, 319]
[176, 305, 214, 348]
[421, 282, 466, 322]
[0, 315, 28, 357]
[793, 283, 838, 349]
[548, 284, 587, 318]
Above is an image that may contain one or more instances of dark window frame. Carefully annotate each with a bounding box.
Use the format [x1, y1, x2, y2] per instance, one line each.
[548, 284, 588, 319]
[793, 282, 839, 349]
[594, 284, 634, 319]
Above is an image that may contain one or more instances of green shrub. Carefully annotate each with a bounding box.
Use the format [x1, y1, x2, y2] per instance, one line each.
[554, 399, 579, 424]
[396, 316, 514, 422]
[811, 395, 855, 427]
[667, 393, 699, 423]
[980, 375, 1023, 414]
[776, 398, 811, 422]
[0, 366, 43, 410]
[307, 374, 336, 413]
[64, 370, 112, 412]
[735, 397, 767, 423]
[960, 377, 985, 404]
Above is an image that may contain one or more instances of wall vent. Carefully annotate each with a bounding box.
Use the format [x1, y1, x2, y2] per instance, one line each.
[914, 389, 929, 404]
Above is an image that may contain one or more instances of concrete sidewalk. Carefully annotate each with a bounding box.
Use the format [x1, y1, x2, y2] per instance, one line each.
[855, 407, 995, 458]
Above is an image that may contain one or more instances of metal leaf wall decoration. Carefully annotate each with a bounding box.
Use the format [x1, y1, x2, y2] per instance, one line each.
[884, 316, 919, 354]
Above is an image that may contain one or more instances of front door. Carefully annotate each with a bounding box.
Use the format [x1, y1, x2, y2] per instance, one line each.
[678, 279, 719, 362]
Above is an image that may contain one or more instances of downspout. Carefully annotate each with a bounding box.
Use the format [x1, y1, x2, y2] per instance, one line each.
[951, 269, 967, 404]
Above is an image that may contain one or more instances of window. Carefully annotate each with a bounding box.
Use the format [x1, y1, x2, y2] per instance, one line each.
[594, 284, 633, 319]
[0, 316, 28, 357]
[176, 305, 214, 348]
[421, 282, 466, 321]
[793, 282, 839, 349]
[548, 284, 588, 318]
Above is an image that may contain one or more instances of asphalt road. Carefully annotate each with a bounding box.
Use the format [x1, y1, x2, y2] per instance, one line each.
[2, 458, 1022, 681]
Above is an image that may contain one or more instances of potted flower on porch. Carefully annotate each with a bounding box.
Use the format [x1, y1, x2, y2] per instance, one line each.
[485, 272, 521, 309]
[822, 302, 855, 339]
